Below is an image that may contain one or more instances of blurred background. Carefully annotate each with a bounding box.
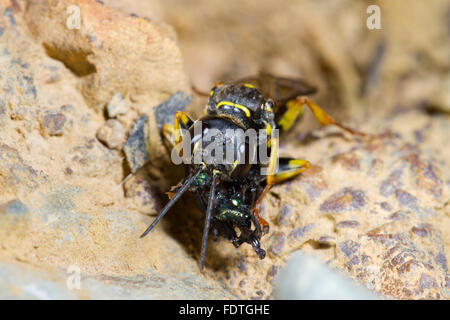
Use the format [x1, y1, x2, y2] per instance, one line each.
[106, 0, 450, 127]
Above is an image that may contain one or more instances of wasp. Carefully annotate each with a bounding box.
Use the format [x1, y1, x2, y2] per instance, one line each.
[140, 72, 370, 269]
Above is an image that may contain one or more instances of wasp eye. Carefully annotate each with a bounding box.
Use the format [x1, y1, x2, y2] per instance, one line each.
[209, 86, 217, 97]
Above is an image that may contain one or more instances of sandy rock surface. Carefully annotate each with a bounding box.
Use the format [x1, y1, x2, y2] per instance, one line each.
[0, 0, 448, 299]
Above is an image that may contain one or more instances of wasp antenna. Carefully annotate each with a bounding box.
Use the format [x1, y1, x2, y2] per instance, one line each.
[200, 171, 219, 270]
[108, 172, 133, 195]
[140, 164, 206, 238]
[191, 84, 210, 97]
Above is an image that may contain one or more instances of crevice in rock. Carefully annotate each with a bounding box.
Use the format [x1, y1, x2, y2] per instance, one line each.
[42, 43, 96, 77]
[300, 239, 335, 250]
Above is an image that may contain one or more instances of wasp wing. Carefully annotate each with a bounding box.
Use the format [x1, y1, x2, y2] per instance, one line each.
[232, 72, 317, 111]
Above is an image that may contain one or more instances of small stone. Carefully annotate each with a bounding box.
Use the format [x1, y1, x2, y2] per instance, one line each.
[154, 91, 192, 130]
[268, 232, 285, 257]
[0, 98, 7, 122]
[320, 187, 367, 213]
[288, 223, 315, 241]
[274, 252, 380, 299]
[406, 154, 443, 199]
[0, 199, 30, 224]
[233, 255, 248, 274]
[317, 236, 336, 246]
[125, 177, 162, 214]
[106, 92, 128, 118]
[296, 165, 328, 201]
[428, 74, 450, 113]
[411, 224, 432, 238]
[277, 205, 292, 226]
[336, 220, 360, 229]
[379, 169, 403, 197]
[267, 265, 279, 283]
[0, 199, 29, 215]
[41, 112, 67, 136]
[96, 119, 126, 150]
[67, 138, 121, 177]
[378, 201, 392, 212]
[339, 240, 360, 258]
[0, 143, 43, 194]
[420, 274, 438, 290]
[332, 152, 361, 171]
[395, 189, 419, 211]
[123, 115, 150, 173]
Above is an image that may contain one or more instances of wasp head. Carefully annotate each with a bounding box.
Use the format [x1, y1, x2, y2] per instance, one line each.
[205, 83, 274, 129]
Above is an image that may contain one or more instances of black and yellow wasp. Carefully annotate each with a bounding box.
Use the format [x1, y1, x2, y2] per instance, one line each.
[140, 72, 368, 269]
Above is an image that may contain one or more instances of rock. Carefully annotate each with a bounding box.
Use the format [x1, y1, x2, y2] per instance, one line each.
[0, 199, 30, 225]
[0, 199, 29, 215]
[274, 252, 380, 299]
[24, 0, 190, 110]
[124, 175, 162, 215]
[106, 92, 128, 118]
[277, 205, 292, 226]
[0, 0, 232, 301]
[267, 232, 285, 257]
[65, 138, 122, 177]
[123, 115, 150, 173]
[40, 112, 68, 136]
[205, 111, 449, 300]
[96, 119, 126, 150]
[319, 187, 367, 213]
[0, 0, 448, 302]
[0, 261, 236, 299]
[428, 73, 450, 113]
[154, 91, 192, 130]
[0, 143, 45, 197]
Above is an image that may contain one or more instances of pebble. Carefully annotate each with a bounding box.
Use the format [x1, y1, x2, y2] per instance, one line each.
[40, 113, 67, 136]
[153, 91, 192, 130]
[123, 115, 150, 173]
[106, 92, 128, 118]
[96, 119, 126, 150]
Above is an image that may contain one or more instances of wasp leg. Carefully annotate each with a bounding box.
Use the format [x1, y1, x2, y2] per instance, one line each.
[161, 110, 195, 148]
[140, 163, 206, 238]
[236, 224, 266, 259]
[231, 234, 243, 248]
[249, 233, 266, 259]
[191, 85, 209, 97]
[274, 158, 311, 184]
[173, 111, 195, 144]
[277, 96, 370, 136]
[200, 170, 219, 270]
[298, 96, 369, 136]
[227, 224, 241, 248]
[276, 98, 306, 132]
[192, 81, 224, 97]
[162, 111, 196, 158]
[161, 123, 176, 148]
[252, 137, 279, 235]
